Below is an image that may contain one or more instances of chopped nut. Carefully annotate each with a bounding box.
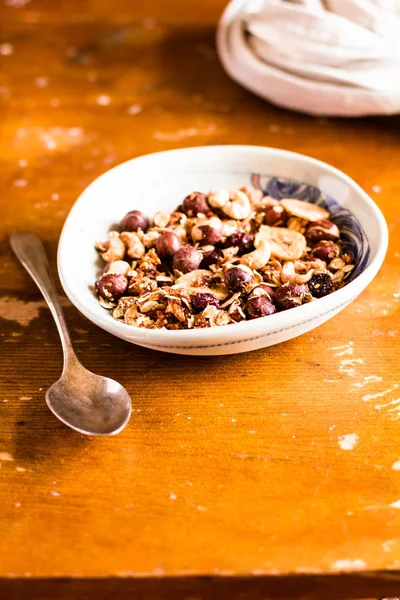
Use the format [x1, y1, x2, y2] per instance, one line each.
[153, 211, 171, 228]
[120, 231, 145, 259]
[222, 190, 251, 220]
[97, 231, 126, 262]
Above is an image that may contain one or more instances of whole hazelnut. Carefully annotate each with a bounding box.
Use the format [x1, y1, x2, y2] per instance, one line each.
[191, 217, 223, 245]
[192, 292, 220, 313]
[227, 231, 254, 255]
[306, 219, 339, 243]
[245, 296, 276, 319]
[96, 273, 128, 302]
[173, 245, 201, 273]
[312, 240, 340, 262]
[182, 192, 209, 217]
[155, 231, 182, 261]
[264, 205, 287, 227]
[274, 283, 308, 310]
[120, 210, 149, 232]
[252, 284, 276, 301]
[308, 273, 333, 298]
[200, 248, 223, 269]
[224, 265, 254, 293]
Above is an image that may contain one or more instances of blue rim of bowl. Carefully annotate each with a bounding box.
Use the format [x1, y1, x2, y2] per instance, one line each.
[251, 173, 370, 282]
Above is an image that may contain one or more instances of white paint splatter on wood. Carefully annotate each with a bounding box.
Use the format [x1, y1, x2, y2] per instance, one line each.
[363, 384, 398, 402]
[35, 76, 49, 88]
[338, 434, 358, 450]
[96, 94, 111, 106]
[0, 452, 14, 461]
[375, 398, 400, 411]
[331, 558, 366, 571]
[5, 0, 31, 6]
[153, 124, 217, 141]
[339, 358, 363, 377]
[0, 43, 13, 55]
[382, 540, 397, 552]
[351, 375, 383, 390]
[127, 104, 142, 115]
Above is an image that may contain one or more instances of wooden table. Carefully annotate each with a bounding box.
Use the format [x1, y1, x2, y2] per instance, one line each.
[1, 1, 399, 598]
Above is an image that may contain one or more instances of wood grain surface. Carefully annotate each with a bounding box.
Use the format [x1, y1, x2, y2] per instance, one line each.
[0, 0, 400, 598]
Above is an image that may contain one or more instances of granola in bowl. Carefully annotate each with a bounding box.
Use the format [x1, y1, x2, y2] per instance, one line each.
[94, 187, 355, 330]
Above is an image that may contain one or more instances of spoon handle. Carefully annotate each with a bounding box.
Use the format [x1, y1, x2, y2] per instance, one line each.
[10, 232, 76, 365]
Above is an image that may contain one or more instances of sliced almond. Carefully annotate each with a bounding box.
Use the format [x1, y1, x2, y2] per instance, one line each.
[280, 199, 329, 222]
[258, 226, 306, 261]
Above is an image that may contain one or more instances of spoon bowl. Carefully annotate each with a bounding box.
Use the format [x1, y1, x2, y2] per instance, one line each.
[46, 363, 132, 436]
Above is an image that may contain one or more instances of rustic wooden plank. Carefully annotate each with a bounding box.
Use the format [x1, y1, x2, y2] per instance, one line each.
[0, 0, 400, 596]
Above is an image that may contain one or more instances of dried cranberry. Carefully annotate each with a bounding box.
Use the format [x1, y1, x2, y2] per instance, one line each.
[308, 273, 333, 298]
[200, 248, 222, 269]
[245, 297, 276, 319]
[227, 231, 254, 255]
[120, 210, 149, 232]
[192, 292, 220, 313]
[224, 266, 254, 293]
[182, 192, 208, 217]
[274, 283, 307, 310]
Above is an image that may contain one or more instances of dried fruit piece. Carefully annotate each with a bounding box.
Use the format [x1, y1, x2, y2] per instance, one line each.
[227, 231, 254, 255]
[192, 292, 220, 313]
[200, 248, 223, 269]
[308, 273, 333, 298]
[258, 226, 306, 261]
[174, 269, 229, 300]
[280, 199, 329, 222]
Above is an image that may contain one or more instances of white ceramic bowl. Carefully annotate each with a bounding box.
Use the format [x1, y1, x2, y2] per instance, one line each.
[58, 145, 388, 356]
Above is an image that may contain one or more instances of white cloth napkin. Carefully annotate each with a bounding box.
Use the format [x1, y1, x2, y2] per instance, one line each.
[216, 0, 400, 116]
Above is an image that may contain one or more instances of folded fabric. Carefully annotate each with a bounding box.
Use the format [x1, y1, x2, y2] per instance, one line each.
[216, 0, 400, 116]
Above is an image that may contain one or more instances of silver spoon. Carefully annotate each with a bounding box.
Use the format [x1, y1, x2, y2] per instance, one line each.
[10, 232, 132, 436]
